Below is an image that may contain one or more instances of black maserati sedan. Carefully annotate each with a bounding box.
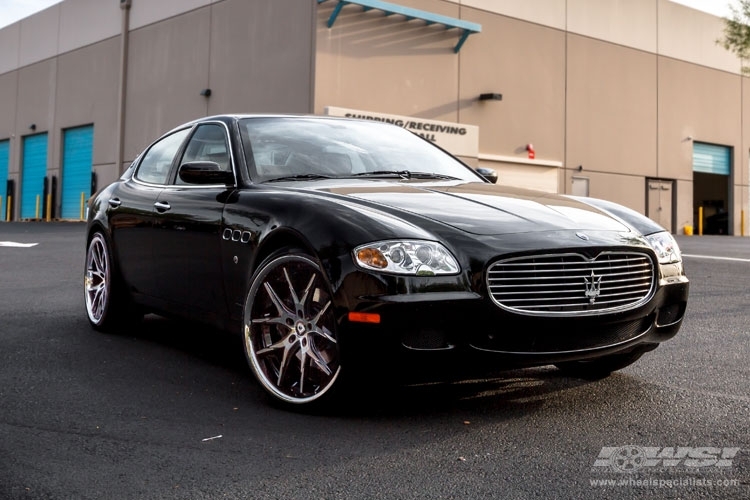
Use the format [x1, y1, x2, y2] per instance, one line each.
[84, 114, 688, 407]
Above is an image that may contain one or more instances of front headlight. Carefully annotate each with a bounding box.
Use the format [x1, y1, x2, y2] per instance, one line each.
[646, 231, 682, 264]
[354, 240, 460, 276]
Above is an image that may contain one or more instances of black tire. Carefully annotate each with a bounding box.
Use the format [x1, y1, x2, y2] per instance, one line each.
[554, 348, 650, 379]
[84, 231, 141, 332]
[242, 250, 342, 408]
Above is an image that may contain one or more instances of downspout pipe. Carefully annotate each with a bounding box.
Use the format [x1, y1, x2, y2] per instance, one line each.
[115, 0, 132, 174]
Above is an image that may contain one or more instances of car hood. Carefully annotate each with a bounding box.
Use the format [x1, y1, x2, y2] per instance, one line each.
[302, 180, 632, 236]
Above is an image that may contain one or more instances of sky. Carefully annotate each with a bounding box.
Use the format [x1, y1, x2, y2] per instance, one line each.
[0, 0, 742, 30]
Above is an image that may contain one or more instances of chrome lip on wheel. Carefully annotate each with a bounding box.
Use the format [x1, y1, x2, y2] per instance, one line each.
[244, 255, 341, 404]
[85, 234, 110, 324]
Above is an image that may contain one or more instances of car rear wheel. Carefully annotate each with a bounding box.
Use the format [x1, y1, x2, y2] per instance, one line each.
[243, 251, 341, 407]
[84, 231, 140, 332]
[554, 348, 650, 379]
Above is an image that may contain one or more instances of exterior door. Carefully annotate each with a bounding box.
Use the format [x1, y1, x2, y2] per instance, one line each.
[571, 176, 589, 197]
[61, 125, 94, 220]
[110, 127, 191, 298]
[21, 133, 48, 219]
[151, 123, 232, 314]
[0, 139, 8, 221]
[647, 179, 673, 232]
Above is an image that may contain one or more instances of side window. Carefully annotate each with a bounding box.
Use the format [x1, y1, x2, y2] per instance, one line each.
[177, 124, 231, 185]
[134, 128, 190, 185]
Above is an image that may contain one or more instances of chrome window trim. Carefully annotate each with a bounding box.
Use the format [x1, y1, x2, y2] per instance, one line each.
[131, 120, 239, 189]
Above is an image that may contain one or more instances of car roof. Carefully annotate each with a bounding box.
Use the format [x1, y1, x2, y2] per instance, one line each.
[162, 113, 394, 137]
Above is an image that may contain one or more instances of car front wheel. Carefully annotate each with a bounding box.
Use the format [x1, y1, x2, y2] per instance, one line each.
[243, 251, 341, 407]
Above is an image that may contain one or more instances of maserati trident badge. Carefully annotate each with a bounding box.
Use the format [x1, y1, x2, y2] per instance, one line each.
[584, 270, 602, 304]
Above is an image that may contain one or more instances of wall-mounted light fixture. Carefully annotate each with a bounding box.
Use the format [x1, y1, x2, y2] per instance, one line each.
[577, 165, 583, 172]
[200, 88, 212, 97]
[478, 93, 502, 101]
[29, 124, 36, 131]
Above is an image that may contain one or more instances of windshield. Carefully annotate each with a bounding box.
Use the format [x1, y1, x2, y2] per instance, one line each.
[238, 117, 485, 183]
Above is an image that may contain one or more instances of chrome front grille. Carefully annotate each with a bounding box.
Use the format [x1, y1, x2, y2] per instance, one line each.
[486, 252, 655, 316]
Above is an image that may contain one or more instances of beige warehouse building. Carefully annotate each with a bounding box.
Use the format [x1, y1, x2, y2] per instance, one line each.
[0, 0, 747, 236]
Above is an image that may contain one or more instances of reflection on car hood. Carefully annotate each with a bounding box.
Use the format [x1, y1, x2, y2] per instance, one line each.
[305, 180, 631, 235]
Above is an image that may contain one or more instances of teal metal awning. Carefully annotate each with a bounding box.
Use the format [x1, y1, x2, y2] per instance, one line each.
[317, 0, 481, 53]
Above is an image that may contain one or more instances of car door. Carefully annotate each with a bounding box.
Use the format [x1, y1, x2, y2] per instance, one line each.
[150, 122, 235, 318]
[109, 128, 190, 299]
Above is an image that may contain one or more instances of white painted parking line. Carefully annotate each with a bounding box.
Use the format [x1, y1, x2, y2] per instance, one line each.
[0, 242, 39, 248]
[682, 254, 750, 263]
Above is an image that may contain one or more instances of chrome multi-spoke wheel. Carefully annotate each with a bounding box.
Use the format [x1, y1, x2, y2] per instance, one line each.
[85, 231, 139, 331]
[85, 232, 111, 327]
[244, 252, 341, 405]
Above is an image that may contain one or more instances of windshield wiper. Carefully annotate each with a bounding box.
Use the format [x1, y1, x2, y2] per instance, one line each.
[352, 170, 459, 180]
[407, 171, 461, 180]
[265, 174, 332, 183]
[352, 170, 412, 179]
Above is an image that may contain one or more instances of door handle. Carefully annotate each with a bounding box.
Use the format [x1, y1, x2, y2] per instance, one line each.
[154, 201, 171, 212]
[108, 198, 121, 208]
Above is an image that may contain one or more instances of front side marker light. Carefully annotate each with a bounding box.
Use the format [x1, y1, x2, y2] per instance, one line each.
[348, 312, 381, 324]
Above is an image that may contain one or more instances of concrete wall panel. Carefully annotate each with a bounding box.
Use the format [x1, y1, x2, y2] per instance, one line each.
[657, 0, 740, 75]
[567, 0, 656, 53]
[19, 3, 61, 67]
[315, 0, 460, 120]
[54, 38, 120, 171]
[566, 35, 657, 181]
[580, 171, 646, 213]
[458, 10, 565, 164]
[0, 73, 18, 142]
[460, 0, 565, 30]
[742, 77, 750, 188]
[657, 57, 742, 181]
[0, 24, 21, 75]
[129, 0, 212, 30]
[58, 0, 120, 53]
[16, 60, 57, 139]
[124, 8, 211, 160]
[208, 0, 314, 116]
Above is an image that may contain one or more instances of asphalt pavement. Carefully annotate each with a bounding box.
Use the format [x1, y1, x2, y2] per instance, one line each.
[0, 223, 747, 499]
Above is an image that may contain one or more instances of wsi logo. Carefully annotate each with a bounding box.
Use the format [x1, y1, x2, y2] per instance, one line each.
[593, 446, 741, 473]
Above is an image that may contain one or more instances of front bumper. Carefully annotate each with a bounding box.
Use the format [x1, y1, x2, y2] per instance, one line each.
[338, 273, 689, 368]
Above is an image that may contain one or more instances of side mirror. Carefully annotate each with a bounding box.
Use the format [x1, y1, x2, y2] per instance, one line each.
[476, 167, 498, 184]
[178, 161, 233, 185]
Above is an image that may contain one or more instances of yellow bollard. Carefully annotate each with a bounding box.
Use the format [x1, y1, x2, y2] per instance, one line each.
[698, 206, 703, 236]
[80, 192, 85, 220]
[35, 194, 40, 220]
[46, 193, 51, 222]
[6, 195, 10, 221]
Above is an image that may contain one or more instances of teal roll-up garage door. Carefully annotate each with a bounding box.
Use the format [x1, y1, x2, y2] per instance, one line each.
[0, 139, 8, 221]
[61, 125, 94, 220]
[21, 133, 48, 219]
[693, 142, 731, 175]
